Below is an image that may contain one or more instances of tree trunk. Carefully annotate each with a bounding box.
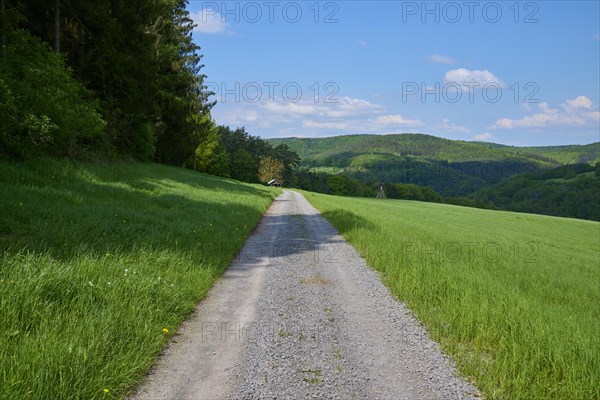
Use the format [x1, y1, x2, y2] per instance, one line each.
[79, 21, 84, 59]
[54, 0, 60, 53]
[1, 0, 6, 57]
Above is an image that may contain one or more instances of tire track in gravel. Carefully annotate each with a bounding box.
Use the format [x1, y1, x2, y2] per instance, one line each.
[131, 190, 480, 400]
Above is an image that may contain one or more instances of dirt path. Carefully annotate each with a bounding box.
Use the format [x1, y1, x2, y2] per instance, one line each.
[131, 190, 479, 399]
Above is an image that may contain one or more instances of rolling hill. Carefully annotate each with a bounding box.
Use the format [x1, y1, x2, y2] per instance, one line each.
[269, 134, 599, 196]
[473, 163, 600, 220]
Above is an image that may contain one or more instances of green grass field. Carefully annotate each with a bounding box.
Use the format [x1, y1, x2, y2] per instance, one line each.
[307, 166, 345, 175]
[0, 158, 279, 399]
[302, 191, 599, 400]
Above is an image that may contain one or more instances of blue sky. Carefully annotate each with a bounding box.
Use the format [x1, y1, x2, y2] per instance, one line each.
[188, 1, 600, 146]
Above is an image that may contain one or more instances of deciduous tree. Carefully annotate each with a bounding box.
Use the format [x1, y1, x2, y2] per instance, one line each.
[258, 156, 284, 183]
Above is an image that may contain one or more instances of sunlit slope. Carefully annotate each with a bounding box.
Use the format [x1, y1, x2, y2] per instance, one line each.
[270, 134, 599, 165]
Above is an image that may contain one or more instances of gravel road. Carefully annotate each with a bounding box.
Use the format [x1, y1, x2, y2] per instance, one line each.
[131, 190, 480, 399]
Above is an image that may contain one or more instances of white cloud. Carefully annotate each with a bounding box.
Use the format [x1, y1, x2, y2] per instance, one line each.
[444, 68, 505, 88]
[265, 102, 317, 116]
[331, 97, 384, 116]
[190, 9, 228, 33]
[357, 40, 368, 46]
[242, 110, 258, 123]
[375, 114, 424, 126]
[264, 96, 383, 119]
[434, 118, 470, 133]
[222, 109, 266, 127]
[564, 95, 593, 111]
[428, 54, 456, 65]
[212, 95, 423, 136]
[302, 120, 352, 130]
[492, 96, 600, 129]
[473, 132, 494, 141]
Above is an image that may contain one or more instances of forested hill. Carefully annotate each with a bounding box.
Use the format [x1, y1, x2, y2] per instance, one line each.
[474, 142, 600, 165]
[268, 134, 599, 197]
[473, 163, 600, 221]
[269, 134, 599, 166]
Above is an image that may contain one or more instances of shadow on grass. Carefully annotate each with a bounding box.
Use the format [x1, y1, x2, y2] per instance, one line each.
[321, 209, 375, 234]
[0, 158, 289, 400]
[0, 159, 275, 267]
[84, 161, 276, 199]
[1, 159, 364, 276]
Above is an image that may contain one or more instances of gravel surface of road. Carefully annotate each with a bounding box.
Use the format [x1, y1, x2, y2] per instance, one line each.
[131, 190, 480, 399]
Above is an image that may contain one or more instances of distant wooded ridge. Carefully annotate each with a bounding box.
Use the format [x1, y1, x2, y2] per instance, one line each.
[268, 134, 600, 221]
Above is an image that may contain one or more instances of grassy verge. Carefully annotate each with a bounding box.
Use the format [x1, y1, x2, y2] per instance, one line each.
[301, 191, 599, 400]
[0, 158, 279, 399]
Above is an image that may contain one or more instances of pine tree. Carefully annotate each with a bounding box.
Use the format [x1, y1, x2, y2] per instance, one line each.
[154, 0, 215, 166]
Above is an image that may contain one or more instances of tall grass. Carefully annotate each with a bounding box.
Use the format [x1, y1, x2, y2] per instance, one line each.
[302, 191, 599, 400]
[0, 158, 279, 399]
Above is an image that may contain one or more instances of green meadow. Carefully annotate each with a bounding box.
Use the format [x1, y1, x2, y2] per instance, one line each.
[302, 191, 599, 400]
[0, 159, 279, 399]
[1, 157, 597, 400]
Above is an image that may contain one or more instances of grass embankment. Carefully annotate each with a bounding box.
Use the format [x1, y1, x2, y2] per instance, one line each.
[0, 158, 279, 399]
[302, 191, 599, 400]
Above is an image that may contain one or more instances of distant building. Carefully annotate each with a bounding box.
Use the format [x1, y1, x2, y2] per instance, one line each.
[267, 179, 283, 187]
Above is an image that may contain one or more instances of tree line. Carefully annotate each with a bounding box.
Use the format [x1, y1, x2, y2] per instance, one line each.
[472, 163, 600, 221]
[195, 126, 300, 184]
[293, 169, 443, 202]
[0, 0, 210, 164]
[0, 0, 303, 182]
